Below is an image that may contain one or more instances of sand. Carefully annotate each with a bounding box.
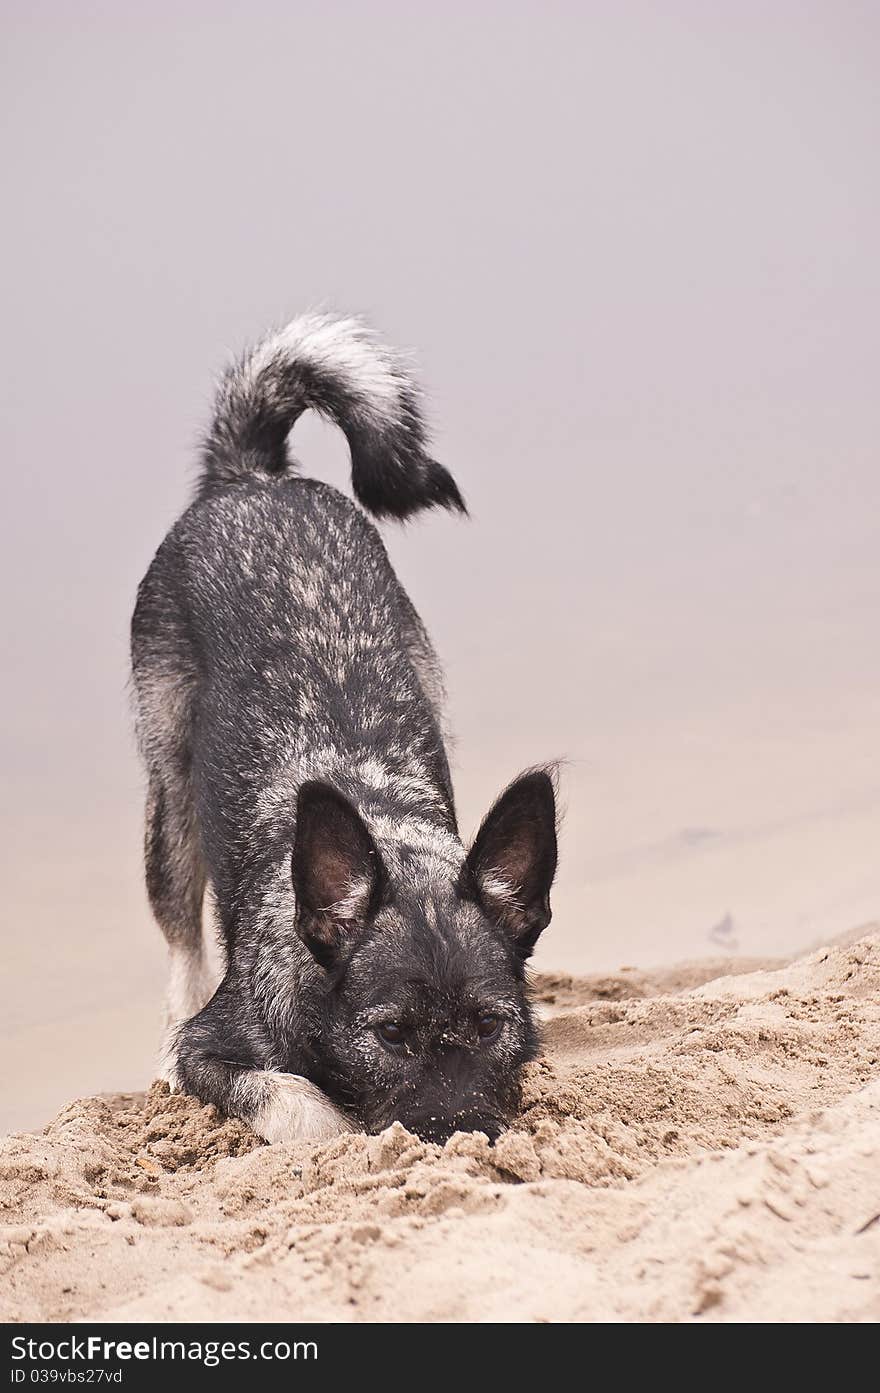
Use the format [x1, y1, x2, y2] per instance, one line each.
[2, 927, 878, 1324]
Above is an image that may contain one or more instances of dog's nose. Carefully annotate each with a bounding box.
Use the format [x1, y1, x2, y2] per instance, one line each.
[406, 1113, 504, 1145]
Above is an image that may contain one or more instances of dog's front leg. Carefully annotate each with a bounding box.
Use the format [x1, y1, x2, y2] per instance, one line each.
[237, 1068, 354, 1142]
[166, 997, 353, 1143]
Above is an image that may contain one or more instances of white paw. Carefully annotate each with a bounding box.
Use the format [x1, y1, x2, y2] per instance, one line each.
[248, 1071, 354, 1143]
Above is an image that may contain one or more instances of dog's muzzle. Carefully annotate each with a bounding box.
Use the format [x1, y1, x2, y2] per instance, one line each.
[402, 1111, 504, 1145]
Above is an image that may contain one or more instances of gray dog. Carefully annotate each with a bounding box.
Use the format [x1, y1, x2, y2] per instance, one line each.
[131, 313, 558, 1144]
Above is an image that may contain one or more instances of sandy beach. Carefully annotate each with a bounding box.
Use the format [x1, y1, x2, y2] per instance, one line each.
[2, 925, 877, 1324]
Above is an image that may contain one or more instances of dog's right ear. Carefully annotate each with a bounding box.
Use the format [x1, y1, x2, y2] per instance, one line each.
[291, 782, 386, 969]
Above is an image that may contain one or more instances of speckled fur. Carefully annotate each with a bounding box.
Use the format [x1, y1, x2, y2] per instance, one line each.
[132, 313, 557, 1143]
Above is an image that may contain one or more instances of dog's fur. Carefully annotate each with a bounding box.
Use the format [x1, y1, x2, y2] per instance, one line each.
[131, 313, 558, 1145]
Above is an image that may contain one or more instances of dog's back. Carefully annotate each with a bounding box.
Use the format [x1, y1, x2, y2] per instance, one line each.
[136, 477, 456, 927]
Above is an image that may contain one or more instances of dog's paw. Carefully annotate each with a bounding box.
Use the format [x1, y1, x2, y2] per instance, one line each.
[248, 1070, 354, 1143]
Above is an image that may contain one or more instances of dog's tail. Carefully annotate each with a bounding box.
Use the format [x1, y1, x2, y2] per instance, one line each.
[198, 312, 465, 520]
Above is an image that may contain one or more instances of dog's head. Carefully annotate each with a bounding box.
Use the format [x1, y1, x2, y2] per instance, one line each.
[291, 771, 558, 1143]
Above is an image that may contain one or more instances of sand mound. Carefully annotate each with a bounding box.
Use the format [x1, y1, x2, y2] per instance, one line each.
[2, 930, 878, 1323]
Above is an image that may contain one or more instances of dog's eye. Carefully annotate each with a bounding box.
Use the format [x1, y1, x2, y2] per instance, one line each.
[477, 1012, 501, 1042]
[376, 1021, 405, 1046]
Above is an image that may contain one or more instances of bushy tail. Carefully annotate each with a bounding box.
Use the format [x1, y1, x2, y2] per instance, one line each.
[198, 312, 465, 520]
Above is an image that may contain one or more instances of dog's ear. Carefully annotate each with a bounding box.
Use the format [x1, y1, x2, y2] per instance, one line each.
[291, 782, 385, 969]
[462, 770, 558, 959]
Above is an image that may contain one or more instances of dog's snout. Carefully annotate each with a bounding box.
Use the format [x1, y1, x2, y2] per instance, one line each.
[405, 1112, 504, 1145]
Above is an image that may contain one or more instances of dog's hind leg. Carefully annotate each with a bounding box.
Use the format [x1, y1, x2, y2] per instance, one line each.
[145, 770, 217, 1032]
[132, 561, 220, 1072]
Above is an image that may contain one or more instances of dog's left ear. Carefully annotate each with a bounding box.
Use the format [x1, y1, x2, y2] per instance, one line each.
[462, 769, 558, 958]
[291, 781, 386, 969]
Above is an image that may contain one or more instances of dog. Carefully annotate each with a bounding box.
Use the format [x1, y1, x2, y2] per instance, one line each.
[131, 313, 558, 1145]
